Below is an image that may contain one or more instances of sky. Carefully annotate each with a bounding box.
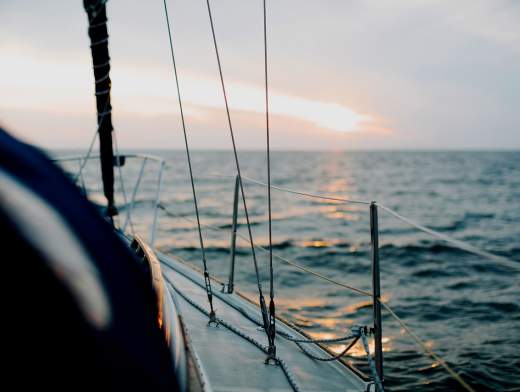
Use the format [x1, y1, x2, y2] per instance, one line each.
[1, 0, 519, 150]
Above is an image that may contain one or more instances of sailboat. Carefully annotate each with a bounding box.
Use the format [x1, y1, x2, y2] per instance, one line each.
[0, 1, 380, 391]
[5, 1, 515, 391]
[77, 0, 380, 390]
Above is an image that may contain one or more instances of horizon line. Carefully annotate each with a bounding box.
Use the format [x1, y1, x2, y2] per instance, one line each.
[48, 147, 520, 153]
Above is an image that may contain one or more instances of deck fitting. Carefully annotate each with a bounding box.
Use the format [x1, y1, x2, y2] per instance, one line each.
[264, 346, 279, 366]
[207, 310, 219, 327]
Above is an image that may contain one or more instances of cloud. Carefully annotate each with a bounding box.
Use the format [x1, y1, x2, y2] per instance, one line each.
[1, 0, 519, 149]
[0, 47, 377, 138]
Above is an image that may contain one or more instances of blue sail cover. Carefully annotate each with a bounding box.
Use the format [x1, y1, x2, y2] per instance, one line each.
[0, 127, 179, 391]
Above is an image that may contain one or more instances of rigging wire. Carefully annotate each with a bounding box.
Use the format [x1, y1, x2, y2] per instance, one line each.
[379, 302, 475, 392]
[204, 0, 273, 347]
[247, 215, 476, 391]
[188, 172, 518, 272]
[158, 234, 360, 348]
[113, 131, 135, 236]
[263, 0, 277, 362]
[162, 0, 217, 323]
[73, 128, 98, 184]
[122, 157, 147, 232]
[158, 202, 476, 391]
[161, 239, 370, 388]
[376, 202, 520, 273]
[158, 203, 372, 297]
[196, 172, 372, 205]
[164, 279, 301, 392]
[241, 175, 371, 205]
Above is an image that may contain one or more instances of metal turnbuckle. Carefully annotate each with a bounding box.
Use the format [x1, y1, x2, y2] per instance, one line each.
[207, 309, 219, 327]
[264, 346, 279, 366]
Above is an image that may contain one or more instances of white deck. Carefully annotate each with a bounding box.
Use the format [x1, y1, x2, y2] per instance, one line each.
[159, 253, 369, 392]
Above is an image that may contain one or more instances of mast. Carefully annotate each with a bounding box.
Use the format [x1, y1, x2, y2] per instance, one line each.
[84, 0, 117, 217]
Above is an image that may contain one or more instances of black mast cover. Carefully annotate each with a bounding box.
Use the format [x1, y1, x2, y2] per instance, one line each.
[84, 0, 117, 217]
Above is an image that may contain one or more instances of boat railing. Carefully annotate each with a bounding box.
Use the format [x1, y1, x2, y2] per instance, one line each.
[176, 173, 384, 378]
[159, 171, 518, 392]
[53, 155, 517, 391]
[53, 153, 166, 247]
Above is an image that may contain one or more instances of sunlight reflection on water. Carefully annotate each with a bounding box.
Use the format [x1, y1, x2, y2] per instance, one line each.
[57, 150, 520, 391]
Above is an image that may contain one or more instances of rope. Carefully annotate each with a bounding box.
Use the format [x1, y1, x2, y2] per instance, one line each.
[160, 244, 359, 346]
[169, 172, 518, 273]
[158, 203, 476, 390]
[376, 203, 520, 273]
[89, 37, 109, 47]
[93, 59, 110, 69]
[294, 336, 360, 362]
[379, 301, 475, 392]
[274, 244, 476, 392]
[162, 0, 216, 322]
[276, 328, 359, 344]
[95, 89, 110, 96]
[164, 278, 301, 392]
[256, 244, 373, 297]
[89, 19, 108, 29]
[95, 73, 110, 84]
[205, 0, 272, 346]
[165, 260, 375, 386]
[360, 328, 384, 392]
[160, 236, 379, 388]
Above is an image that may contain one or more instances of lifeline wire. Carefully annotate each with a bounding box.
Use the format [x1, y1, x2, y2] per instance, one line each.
[379, 301, 475, 392]
[159, 239, 360, 348]
[113, 131, 135, 236]
[158, 203, 372, 297]
[197, 172, 371, 205]
[73, 128, 98, 184]
[158, 202, 476, 391]
[192, 172, 518, 271]
[162, 255, 366, 389]
[376, 202, 520, 273]
[244, 210, 477, 391]
[122, 157, 147, 232]
[162, 0, 216, 322]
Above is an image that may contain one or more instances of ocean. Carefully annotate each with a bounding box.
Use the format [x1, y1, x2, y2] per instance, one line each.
[63, 150, 520, 391]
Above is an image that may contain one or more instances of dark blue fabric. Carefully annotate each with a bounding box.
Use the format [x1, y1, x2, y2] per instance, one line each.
[0, 128, 178, 391]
